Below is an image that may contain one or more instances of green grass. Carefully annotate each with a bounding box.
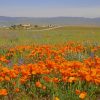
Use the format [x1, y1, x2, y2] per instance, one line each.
[0, 26, 100, 46]
[0, 26, 100, 100]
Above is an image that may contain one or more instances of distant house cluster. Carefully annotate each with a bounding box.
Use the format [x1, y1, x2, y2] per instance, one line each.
[10, 24, 32, 29]
[0, 24, 56, 30]
[21, 24, 31, 27]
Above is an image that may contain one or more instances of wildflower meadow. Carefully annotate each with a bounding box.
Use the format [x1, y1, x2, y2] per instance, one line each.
[0, 41, 100, 100]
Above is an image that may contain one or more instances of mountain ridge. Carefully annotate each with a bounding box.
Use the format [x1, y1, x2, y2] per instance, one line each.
[0, 16, 100, 26]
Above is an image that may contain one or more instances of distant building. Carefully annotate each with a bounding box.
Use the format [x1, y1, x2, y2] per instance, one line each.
[21, 24, 31, 27]
[10, 24, 32, 29]
[48, 24, 55, 28]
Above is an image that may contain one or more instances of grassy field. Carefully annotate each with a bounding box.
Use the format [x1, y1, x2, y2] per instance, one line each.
[0, 26, 100, 46]
[0, 26, 100, 100]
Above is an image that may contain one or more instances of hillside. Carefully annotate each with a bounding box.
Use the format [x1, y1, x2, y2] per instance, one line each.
[0, 16, 100, 26]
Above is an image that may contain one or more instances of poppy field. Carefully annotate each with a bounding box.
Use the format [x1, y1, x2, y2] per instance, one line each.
[0, 26, 100, 100]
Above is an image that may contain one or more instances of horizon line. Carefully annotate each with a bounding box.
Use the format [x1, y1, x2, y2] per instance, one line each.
[0, 16, 100, 19]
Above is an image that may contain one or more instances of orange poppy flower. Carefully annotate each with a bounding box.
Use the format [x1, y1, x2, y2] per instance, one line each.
[62, 77, 68, 82]
[43, 76, 51, 82]
[85, 75, 92, 82]
[68, 77, 77, 83]
[0, 89, 7, 96]
[52, 77, 60, 83]
[35, 81, 42, 88]
[5, 76, 10, 82]
[75, 89, 81, 95]
[79, 92, 87, 99]
[14, 88, 20, 93]
[42, 86, 46, 90]
[0, 77, 4, 82]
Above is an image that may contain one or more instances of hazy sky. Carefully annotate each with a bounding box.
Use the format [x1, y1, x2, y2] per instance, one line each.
[0, 0, 100, 18]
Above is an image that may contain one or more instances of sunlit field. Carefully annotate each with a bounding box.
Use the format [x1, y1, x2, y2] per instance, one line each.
[0, 26, 100, 100]
[0, 26, 100, 46]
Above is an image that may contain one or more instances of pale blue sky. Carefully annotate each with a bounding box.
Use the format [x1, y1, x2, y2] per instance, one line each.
[0, 0, 100, 18]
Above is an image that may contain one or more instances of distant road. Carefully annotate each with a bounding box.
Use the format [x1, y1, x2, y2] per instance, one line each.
[27, 26, 64, 31]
